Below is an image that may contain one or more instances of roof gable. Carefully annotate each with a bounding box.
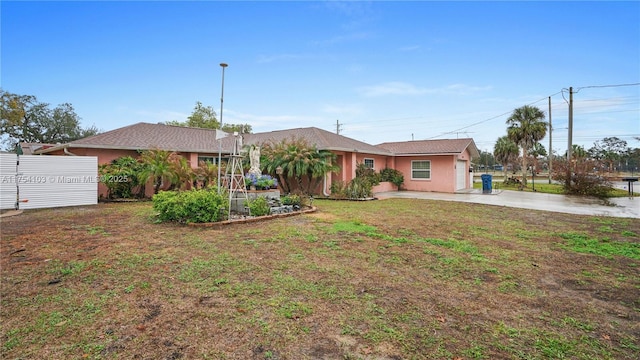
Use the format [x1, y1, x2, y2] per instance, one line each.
[245, 127, 392, 155]
[376, 138, 479, 158]
[66, 122, 232, 153]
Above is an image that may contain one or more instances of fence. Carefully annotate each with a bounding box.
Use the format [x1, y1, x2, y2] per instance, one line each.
[0, 154, 98, 210]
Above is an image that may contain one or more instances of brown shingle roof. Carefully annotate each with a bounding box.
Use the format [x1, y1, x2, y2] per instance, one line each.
[376, 138, 479, 158]
[36, 123, 392, 156]
[35, 122, 478, 158]
[244, 127, 392, 156]
[64, 122, 231, 153]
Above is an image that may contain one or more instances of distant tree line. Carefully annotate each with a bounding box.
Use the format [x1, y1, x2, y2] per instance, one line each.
[164, 101, 252, 134]
[484, 104, 639, 196]
[0, 90, 100, 151]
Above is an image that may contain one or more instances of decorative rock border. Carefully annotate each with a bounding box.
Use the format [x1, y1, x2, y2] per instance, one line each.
[187, 206, 317, 228]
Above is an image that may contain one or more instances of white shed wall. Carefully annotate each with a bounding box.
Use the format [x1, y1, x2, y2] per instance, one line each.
[0, 153, 19, 210]
[0, 154, 98, 210]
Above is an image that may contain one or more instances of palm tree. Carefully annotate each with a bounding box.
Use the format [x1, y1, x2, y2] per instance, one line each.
[528, 142, 547, 172]
[506, 105, 547, 185]
[261, 137, 338, 195]
[305, 149, 338, 194]
[194, 161, 218, 189]
[139, 149, 175, 194]
[167, 154, 193, 191]
[493, 136, 519, 178]
[571, 144, 588, 160]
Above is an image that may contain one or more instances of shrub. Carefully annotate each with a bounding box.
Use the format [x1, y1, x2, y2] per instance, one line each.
[245, 174, 277, 190]
[345, 177, 374, 199]
[247, 196, 270, 216]
[281, 194, 302, 206]
[552, 158, 613, 198]
[99, 156, 147, 199]
[152, 189, 227, 223]
[330, 178, 373, 199]
[355, 163, 380, 188]
[380, 168, 404, 190]
[330, 180, 347, 199]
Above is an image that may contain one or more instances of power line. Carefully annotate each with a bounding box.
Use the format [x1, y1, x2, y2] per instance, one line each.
[576, 83, 640, 92]
[429, 83, 638, 140]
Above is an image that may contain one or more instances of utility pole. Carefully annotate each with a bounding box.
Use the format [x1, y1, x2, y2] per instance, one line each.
[335, 120, 342, 135]
[217, 63, 228, 193]
[548, 96, 552, 184]
[566, 86, 573, 187]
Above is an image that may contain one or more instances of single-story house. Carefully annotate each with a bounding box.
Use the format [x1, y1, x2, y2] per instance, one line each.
[33, 122, 479, 197]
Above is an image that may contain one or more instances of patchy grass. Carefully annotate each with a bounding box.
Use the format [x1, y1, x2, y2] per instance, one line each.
[1, 200, 639, 359]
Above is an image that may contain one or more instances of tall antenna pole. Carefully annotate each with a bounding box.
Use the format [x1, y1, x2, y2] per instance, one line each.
[548, 96, 552, 184]
[217, 63, 228, 193]
[335, 119, 341, 135]
[566, 86, 573, 187]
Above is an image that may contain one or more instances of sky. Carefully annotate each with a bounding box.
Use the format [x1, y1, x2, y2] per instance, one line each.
[2, 0, 639, 155]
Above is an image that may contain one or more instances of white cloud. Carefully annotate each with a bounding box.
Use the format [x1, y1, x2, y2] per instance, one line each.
[357, 82, 428, 97]
[322, 103, 364, 116]
[357, 82, 492, 98]
[443, 84, 493, 94]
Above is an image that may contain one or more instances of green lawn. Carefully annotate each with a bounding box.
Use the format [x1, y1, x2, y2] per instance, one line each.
[473, 179, 631, 197]
[2, 200, 639, 359]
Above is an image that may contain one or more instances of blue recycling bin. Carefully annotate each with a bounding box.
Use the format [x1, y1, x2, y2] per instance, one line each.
[481, 174, 492, 194]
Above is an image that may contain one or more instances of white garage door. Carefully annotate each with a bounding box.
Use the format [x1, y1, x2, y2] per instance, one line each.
[456, 160, 467, 190]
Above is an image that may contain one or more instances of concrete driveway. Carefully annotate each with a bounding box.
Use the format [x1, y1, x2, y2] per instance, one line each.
[374, 189, 639, 219]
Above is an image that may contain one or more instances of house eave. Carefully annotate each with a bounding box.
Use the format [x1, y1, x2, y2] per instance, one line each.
[392, 152, 463, 157]
[327, 146, 393, 156]
[35, 143, 233, 155]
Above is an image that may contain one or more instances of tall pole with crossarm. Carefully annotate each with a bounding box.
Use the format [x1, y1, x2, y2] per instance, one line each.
[217, 63, 228, 193]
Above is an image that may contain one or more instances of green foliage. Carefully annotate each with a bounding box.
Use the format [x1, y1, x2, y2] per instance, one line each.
[139, 149, 176, 194]
[329, 180, 347, 199]
[193, 161, 218, 189]
[558, 232, 640, 260]
[152, 189, 227, 223]
[552, 158, 613, 198]
[493, 136, 519, 177]
[167, 153, 194, 191]
[380, 167, 404, 190]
[506, 105, 547, 185]
[165, 101, 251, 133]
[247, 196, 270, 216]
[329, 163, 381, 199]
[166, 101, 219, 129]
[346, 177, 374, 198]
[355, 162, 380, 185]
[245, 174, 276, 190]
[0, 90, 100, 150]
[281, 194, 302, 206]
[260, 136, 338, 195]
[98, 156, 147, 199]
[329, 178, 374, 199]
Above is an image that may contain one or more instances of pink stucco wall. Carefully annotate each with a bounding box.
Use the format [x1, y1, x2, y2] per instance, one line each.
[394, 155, 458, 193]
[46, 145, 473, 197]
[354, 154, 388, 172]
[372, 182, 396, 193]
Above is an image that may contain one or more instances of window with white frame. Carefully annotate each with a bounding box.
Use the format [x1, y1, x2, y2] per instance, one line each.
[363, 158, 374, 169]
[411, 160, 431, 179]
